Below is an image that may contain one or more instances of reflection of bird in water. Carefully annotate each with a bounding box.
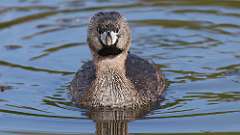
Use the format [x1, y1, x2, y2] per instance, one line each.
[70, 11, 166, 108]
[87, 107, 152, 135]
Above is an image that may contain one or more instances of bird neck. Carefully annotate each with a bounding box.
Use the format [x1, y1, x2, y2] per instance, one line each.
[94, 53, 127, 78]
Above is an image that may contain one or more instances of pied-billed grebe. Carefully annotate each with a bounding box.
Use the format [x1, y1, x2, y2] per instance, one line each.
[70, 11, 166, 108]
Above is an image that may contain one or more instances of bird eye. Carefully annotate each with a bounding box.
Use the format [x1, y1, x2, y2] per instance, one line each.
[115, 28, 119, 33]
[97, 27, 103, 34]
[97, 27, 100, 33]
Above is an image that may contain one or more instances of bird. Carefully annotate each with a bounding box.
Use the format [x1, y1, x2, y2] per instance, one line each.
[70, 11, 166, 109]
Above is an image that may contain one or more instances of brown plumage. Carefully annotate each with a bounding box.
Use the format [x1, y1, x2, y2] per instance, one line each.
[70, 11, 166, 109]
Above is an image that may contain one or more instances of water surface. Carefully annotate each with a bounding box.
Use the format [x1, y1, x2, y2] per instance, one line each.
[0, 0, 240, 134]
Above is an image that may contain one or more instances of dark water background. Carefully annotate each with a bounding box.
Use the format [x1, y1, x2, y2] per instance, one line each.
[0, 0, 240, 134]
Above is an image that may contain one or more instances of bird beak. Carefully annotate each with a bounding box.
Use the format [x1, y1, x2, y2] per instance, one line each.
[100, 31, 118, 46]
